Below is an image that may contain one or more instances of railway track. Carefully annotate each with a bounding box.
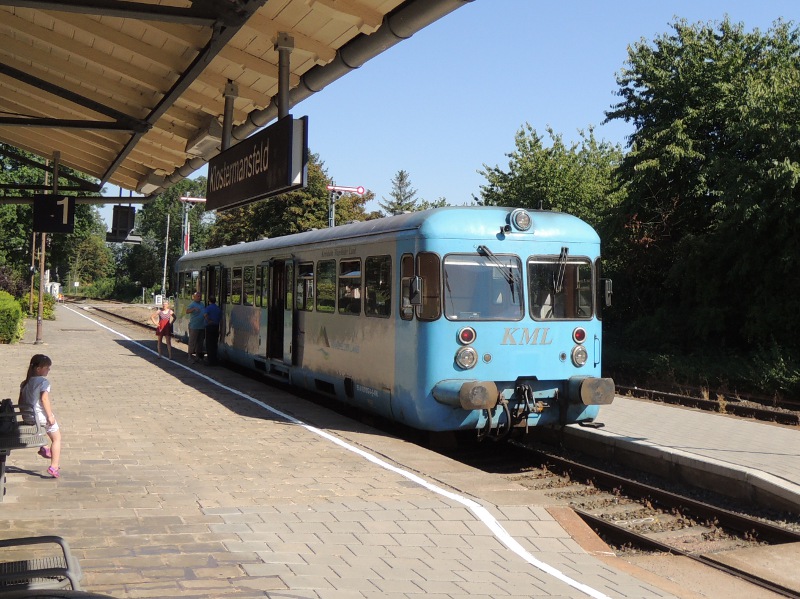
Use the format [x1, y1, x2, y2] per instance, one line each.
[74, 301, 157, 329]
[438, 438, 800, 598]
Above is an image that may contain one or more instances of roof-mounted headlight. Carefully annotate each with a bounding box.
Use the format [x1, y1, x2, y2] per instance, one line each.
[509, 209, 532, 231]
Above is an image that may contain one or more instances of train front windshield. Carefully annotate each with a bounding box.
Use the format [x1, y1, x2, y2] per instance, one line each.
[442, 251, 594, 322]
[529, 255, 593, 320]
[443, 254, 524, 321]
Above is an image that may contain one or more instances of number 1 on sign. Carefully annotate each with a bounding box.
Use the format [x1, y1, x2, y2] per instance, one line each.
[56, 197, 68, 225]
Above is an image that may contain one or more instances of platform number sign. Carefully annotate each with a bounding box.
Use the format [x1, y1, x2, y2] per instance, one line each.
[33, 195, 76, 233]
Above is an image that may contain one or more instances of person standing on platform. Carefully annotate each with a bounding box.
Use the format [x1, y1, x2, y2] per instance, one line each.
[150, 300, 175, 359]
[204, 296, 222, 366]
[19, 354, 62, 478]
[186, 292, 206, 363]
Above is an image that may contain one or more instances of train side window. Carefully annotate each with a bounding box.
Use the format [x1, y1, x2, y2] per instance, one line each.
[207, 268, 217, 302]
[243, 266, 255, 305]
[178, 272, 186, 299]
[254, 266, 263, 308]
[191, 270, 201, 297]
[297, 262, 314, 311]
[181, 271, 194, 299]
[400, 253, 414, 320]
[316, 260, 335, 313]
[416, 252, 441, 321]
[259, 265, 269, 308]
[231, 267, 243, 305]
[365, 255, 391, 318]
[338, 259, 361, 315]
[284, 262, 294, 309]
[224, 268, 231, 303]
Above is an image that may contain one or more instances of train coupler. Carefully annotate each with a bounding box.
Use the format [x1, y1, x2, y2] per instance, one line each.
[513, 383, 549, 433]
[477, 398, 512, 442]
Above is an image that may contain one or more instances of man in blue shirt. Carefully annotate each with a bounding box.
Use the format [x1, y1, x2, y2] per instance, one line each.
[204, 296, 222, 366]
[186, 292, 206, 363]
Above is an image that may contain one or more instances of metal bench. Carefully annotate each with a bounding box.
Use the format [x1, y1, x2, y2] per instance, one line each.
[0, 536, 82, 591]
[0, 399, 48, 503]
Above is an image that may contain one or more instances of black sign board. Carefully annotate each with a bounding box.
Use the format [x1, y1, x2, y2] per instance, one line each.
[106, 206, 141, 243]
[32, 195, 76, 233]
[206, 115, 308, 211]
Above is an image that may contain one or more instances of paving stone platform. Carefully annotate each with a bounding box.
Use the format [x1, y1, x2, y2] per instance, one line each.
[2, 304, 766, 598]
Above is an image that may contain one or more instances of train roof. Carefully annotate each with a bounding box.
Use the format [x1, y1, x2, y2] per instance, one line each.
[177, 206, 599, 265]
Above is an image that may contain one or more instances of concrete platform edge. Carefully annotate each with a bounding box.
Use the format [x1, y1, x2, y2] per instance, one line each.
[564, 425, 800, 513]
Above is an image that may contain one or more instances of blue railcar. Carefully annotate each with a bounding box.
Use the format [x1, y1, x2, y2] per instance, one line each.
[173, 207, 614, 434]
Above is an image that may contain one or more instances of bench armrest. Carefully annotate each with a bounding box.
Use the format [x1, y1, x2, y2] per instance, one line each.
[0, 536, 82, 590]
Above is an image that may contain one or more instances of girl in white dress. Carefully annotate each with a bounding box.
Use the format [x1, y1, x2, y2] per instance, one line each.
[19, 354, 61, 478]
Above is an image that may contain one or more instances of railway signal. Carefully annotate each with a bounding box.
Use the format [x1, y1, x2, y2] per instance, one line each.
[326, 184, 364, 227]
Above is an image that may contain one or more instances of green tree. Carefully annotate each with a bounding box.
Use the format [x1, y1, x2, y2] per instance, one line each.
[417, 197, 449, 211]
[378, 170, 418, 215]
[50, 204, 110, 286]
[0, 205, 30, 271]
[117, 240, 164, 294]
[66, 234, 114, 285]
[604, 18, 800, 352]
[477, 125, 624, 228]
[0, 149, 40, 274]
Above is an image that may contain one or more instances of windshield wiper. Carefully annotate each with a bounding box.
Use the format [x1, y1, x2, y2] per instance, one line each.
[477, 245, 519, 302]
[553, 247, 568, 294]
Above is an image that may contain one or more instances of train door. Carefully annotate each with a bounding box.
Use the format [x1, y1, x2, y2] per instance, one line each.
[204, 265, 222, 303]
[267, 259, 294, 364]
[207, 265, 223, 343]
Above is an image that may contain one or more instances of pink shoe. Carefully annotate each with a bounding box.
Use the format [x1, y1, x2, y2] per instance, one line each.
[38, 446, 52, 459]
[47, 466, 60, 478]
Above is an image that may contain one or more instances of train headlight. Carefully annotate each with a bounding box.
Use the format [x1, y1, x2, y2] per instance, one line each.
[571, 345, 588, 367]
[509, 209, 532, 231]
[455, 346, 478, 370]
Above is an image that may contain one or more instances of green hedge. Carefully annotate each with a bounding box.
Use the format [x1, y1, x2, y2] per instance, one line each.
[19, 293, 55, 320]
[0, 290, 24, 344]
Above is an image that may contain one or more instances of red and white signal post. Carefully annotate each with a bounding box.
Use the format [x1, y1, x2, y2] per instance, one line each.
[326, 185, 364, 228]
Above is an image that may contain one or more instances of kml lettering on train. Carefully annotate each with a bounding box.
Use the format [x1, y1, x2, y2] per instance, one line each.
[500, 328, 553, 345]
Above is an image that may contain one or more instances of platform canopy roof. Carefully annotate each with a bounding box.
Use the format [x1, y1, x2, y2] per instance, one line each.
[0, 0, 470, 199]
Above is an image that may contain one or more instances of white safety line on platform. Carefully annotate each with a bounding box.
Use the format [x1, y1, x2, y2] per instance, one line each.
[67, 305, 613, 599]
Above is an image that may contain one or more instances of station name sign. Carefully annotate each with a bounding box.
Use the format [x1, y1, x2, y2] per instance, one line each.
[206, 115, 308, 211]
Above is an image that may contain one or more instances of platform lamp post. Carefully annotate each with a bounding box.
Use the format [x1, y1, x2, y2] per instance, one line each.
[28, 231, 36, 313]
[326, 185, 364, 228]
[179, 196, 206, 255]
[161, 212, 169, 297]
[35, 153, 59, 345]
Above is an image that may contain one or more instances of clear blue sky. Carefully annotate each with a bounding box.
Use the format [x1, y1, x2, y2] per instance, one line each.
[101, 0, 799, 222]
